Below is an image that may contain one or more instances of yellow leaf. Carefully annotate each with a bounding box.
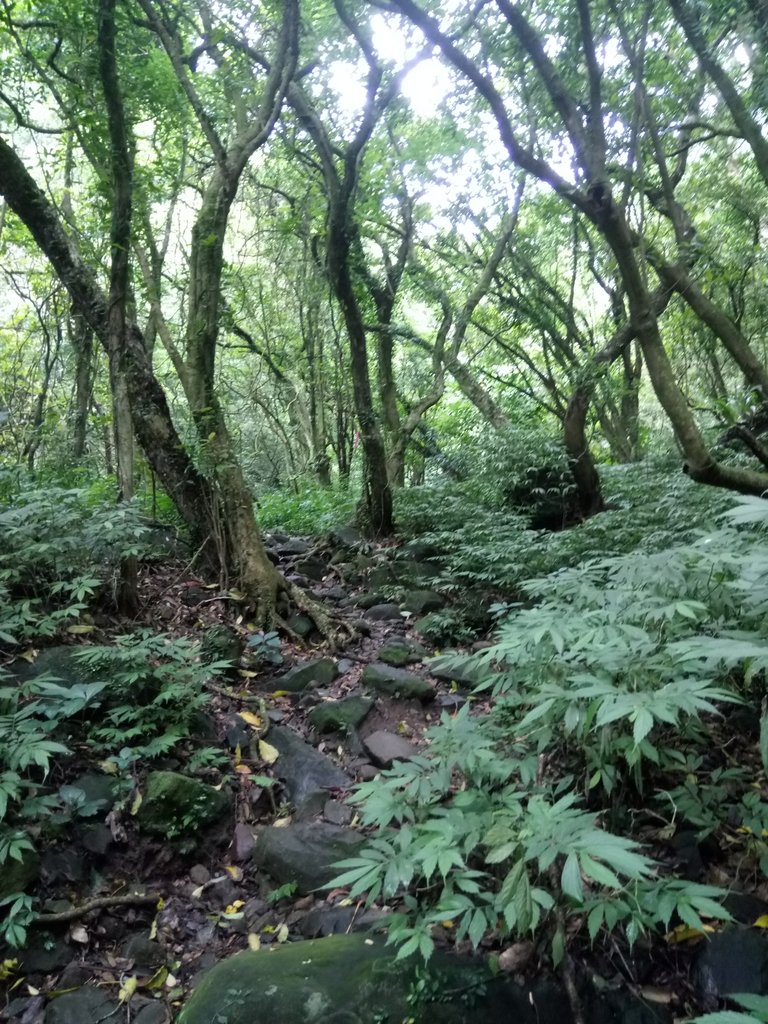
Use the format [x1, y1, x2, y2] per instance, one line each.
[753, 915, 768, 929]
[224, 865, 243, 881]
[276, 923, 289, 943]
[247, 933, 261, 951]
[130, 790, 142, 816]
[665, 923, 713, 944]
[155, 897, 165, 911]
[338, 898, 353, 907]
[234, 743, 242, 766]
[66, 624, 95, 634]
[191, 885, 205, 899]
[234, 764, 251, 775]
[271, 690, 291, 698]
[258, 739, 279, 765]
[97, 760, 119, 775]
[19, 649, 36, 663]
[227, 590, 246, 601]
[239, 670, 258, 679]
[208, 432, 216, 441]
[27, 985, 40, 996]
[149, 917, 158, 940]
[0, 960, 18, 981]
[118, 976, 138, 1003]
[273, 816, 292, 827]
[238, 711, 263, 729]
[147, 967, 168, 990]
[165, 973, 178, 989]
[440, 920, 454, 929]
[224, 901, 245, 916]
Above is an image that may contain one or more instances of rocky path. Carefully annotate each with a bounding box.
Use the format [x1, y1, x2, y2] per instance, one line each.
[0, 528, 481, 1024]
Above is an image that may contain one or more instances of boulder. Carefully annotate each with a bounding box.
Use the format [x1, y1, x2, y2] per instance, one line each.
[267, 726, 350, 809]
[265, 658, 338, 693]
[138, 771, 231, 838]
[252, 822, 364, 894]
[401, 589, 445, 614]
[295, 559, 327, 582]
[309, 696, 373, 734]
[177, 933, 587, 1024]
[361, 663, 435, 702]
[329, 525, 363, 548]
[285, 614, 314, 637]
[275, 538, 311, 555]
[362, 730, 418, 768]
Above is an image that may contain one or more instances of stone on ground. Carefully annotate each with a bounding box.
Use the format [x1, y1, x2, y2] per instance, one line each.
[695, 929, 768, 998]
[262, 658, 338, 693]
[378, 639, 427, 666]
[45, 985, 119, 1024]
[362, 729, 419, 767]
[266, 726, 350, 809]
[364, 602, 403, 621]
[252, 822, 364, 893]
[308, 696, 373, 734]
[361, 663, 435, 702]
[400, 589, 445, 614]
[137, 771, 231, 838]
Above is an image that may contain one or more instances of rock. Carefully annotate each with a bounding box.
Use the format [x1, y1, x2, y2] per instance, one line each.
[275, 538, 311, 555]
[286, 614, 314, 637]
[176, 933, 582, 1024]
[138, 771, 231, 838]
[308, 696, 373, 734]
[200, 624, 242, 667]
[41, 848, 85, 884]
[133, 1004, 168, 1024]
[723, 891, 768, 923]
[378, 640, 427, 667]
[497, 941, 535, 973]
[329, 525, 363, 548]
[362, 730, 418, 768]
[437, 692, 467, 710]
[8, 647, 89, 689]
[19, 936, 71, 973]
[401, 589, 445, 614]
[695, 929, 768, 998]
[266, 658, 338, 693]
[252, 822, 364, 894]
[79, 823, 112, 855]
[361, 663, 435, 702]
[189, 864, 211, 885]
[429, 657, 484, 687]
[323, 799, 353, 826]
[232, 823, 256, 862]
[356, 591, 387, 609]
[295, 559, 327, 582]
[357, 764, 379, 781]
[67, 772, 119, 813]
[0, 844, 39, 901]
[364, 602, 403, 621]
[123, 934, 166, 968]
[367, 563, 398, 588]
[323, 585, 347, 602]
[45, 986, 118, 1024]
[267, 726, 350, 809]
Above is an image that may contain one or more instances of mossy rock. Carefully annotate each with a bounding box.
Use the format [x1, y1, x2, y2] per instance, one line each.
[378, 639, 428, 667]
[361, 663, 435, 702]
[308, 696, 373, 734]
[138, 771, 231, 838]
[177, 933, 583, 1024]
[264, 658, 338, 693]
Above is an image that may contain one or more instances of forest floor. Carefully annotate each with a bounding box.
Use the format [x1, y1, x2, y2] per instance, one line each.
[1, 526, 766, 1024]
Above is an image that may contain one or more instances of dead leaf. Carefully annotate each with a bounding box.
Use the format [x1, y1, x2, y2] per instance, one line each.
[258, 739, 279, 764]
[234, 764, 251, 775]
[271, 690, 291, 698]
[118, 976, 138, 1004]
[224, 865, 243, 881]
[276, 923, 289, 943]
[97, 760, 119, 775]
[247, 933, 261, 951]
[754, 914, 768, 929]
[146, 967, 168, 990]
[130, 790, 142, 815]
[165, 973, 178, 989]
[66, 623, 95, 634]
[637, 987, 675, 1004]
[665, 923, 713, 944]
[191, 885, 205, 899]
[238, 711, 263, 729]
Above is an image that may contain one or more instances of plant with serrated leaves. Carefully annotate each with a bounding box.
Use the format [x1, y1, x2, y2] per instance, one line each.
[72, 631, 228, 764]
[692, 992, 768, 1024]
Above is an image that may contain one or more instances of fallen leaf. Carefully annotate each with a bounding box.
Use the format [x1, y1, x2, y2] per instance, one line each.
[130, 791, 143, 815]
[147, 967, 168, 990]
[271, 690, 291, 698]
[118, 976, 138, 1004]
[273, 816, 292, 828]
[0, 960, 17, 981]
[149, 918, 158, 941]
[234, 764, 251, 775]
[66, 623, 95, 634]
[665, 923, 713, 944]
[224, 865, 243, 881]
[258, 739, 279, 764]
[238, 711, 263, 729]
[637, 987, 675, 1004]
[239, 670, 258, 679]
[97, 760, 119, 775]
[165, 973, 178, 989]
[754, 915, 768, 929]
[276, 923, 289, 943]
[191, 885, 205, 899]
[247, 933, 261, 951]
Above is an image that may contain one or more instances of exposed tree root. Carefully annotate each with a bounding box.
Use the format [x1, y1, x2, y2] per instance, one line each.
[34, 893, 160, 925]
[283, 579, 356, 649]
